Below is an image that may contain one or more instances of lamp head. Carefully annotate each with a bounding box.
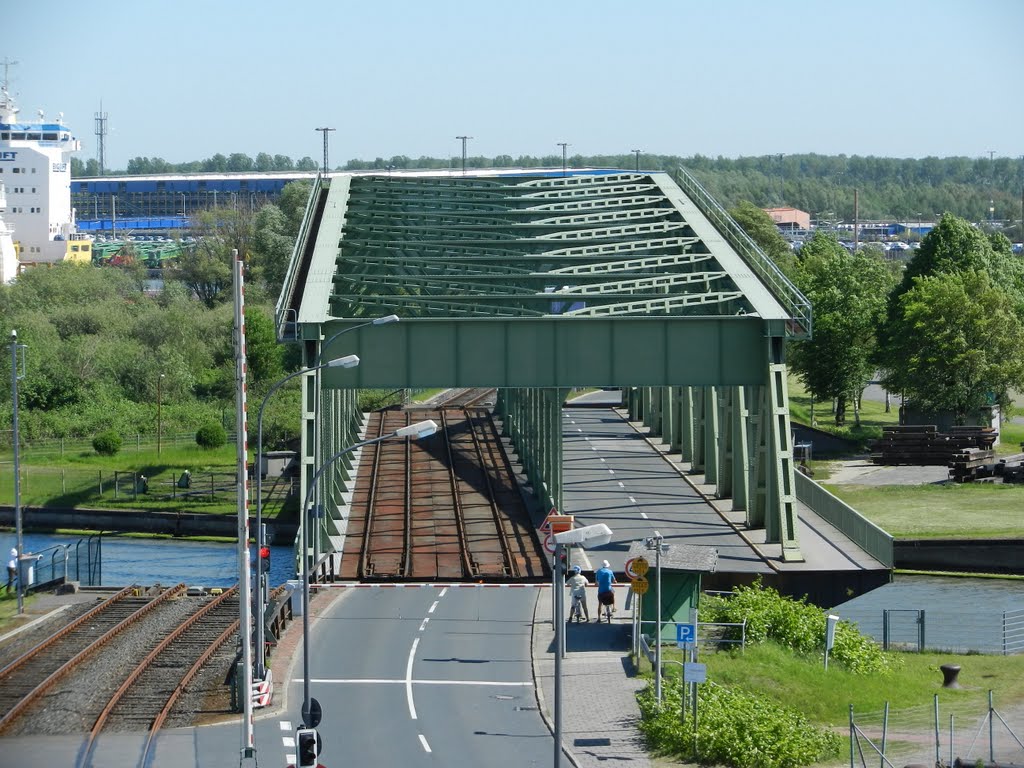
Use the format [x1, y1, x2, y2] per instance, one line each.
[553, 523, 613, 548]
[371, 314, 400, 325]
[326, 354, 360, 369]
[395, 419, 438, 439]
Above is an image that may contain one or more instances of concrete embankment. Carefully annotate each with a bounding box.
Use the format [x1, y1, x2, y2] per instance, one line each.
[0, 506, 297, 545]
[894, 538, 1024, 574]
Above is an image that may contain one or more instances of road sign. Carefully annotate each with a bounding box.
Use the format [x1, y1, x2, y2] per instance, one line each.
[684, 662, 706, 683]
[624, 556, 649, 579]
[302, 696, 323, 729]
[631, 576, 649, 596]
[676, 622, 696, 646]
[543, 533, 556, 553]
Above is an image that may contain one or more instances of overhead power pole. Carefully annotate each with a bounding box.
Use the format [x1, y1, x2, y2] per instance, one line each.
[315, 127, 335, 175]
[95, 103, 108, 175]
[558, 142, 569, 177]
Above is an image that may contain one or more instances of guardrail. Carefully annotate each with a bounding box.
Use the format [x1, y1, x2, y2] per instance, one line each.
[672, 166, 812, 339]
[275, 173, 323, 341]
[795, 472, 894, 568]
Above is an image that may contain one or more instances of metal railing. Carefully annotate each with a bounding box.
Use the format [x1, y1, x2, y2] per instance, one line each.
[275, 172, 323, 340]
[21, 535, 102, 590]
[672, 166, 812, 339]
[795, 472, 894, 568]
[1004, 609, 1024, 655]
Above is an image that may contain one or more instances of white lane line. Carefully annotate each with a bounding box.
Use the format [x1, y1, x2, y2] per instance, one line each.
[428, 600, 440, 614]
[279, 721, 292, 731]
[608, 469, 615, 474]
[577, 428, 582, 432]
[600, 457, 606, 463]
[419, 617, 429, 631]
[618, 482, 624, 488]
[406, 637, 420, 720]
[628, 496, 636, 504]
[282, 736, 295, 747]
[641, 512, 649, 519]
[419, 734, 432, 753]
[438, 587, 448, 598]
[300, 678, 533, 686]
[286, 755, 296, 765]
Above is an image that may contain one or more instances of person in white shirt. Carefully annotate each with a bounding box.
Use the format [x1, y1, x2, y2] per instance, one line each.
[566, 565, 590, 622]
[5, 548, 17, 594]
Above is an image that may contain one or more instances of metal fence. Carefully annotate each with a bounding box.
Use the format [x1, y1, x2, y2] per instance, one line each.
[0, 431, 238, 456]
[795, 472, 894, 568]
[850, 692, 1024, 768]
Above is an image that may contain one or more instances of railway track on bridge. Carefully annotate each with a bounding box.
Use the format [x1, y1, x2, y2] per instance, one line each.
[342, 403, 548, 581]
[0, 583, 246, 755]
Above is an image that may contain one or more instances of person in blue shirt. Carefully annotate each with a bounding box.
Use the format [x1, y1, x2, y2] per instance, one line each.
[594, 559, 616, 622]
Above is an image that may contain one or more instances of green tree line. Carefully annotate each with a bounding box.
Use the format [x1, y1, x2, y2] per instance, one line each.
[73, 152, 1024, 237]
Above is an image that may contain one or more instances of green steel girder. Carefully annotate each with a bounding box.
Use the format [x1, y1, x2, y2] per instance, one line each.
[283, 169, 812, 563]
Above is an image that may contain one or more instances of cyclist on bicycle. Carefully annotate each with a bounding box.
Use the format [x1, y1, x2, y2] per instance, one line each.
[566, 564, 590, 623]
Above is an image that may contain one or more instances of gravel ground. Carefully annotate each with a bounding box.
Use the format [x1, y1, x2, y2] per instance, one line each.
[0, 601, 98, 669]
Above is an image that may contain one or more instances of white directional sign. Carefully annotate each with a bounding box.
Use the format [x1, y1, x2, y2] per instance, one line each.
[676, 622, 696, 646]
[684, 662, 707, 683]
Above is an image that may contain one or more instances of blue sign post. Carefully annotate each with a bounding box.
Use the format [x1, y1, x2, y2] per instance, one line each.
[676, 622, 696, 646]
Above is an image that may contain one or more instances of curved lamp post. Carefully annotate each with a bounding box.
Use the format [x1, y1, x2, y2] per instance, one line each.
[300, 418, 439, 726]
[309, 316, 399, 567]
[253, 353, 360, 678]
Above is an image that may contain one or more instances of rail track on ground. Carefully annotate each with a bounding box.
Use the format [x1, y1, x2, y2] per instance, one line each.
[0, 583, 248, 754]
[431, 387, 497, 408]
[342, 402, 548, 582]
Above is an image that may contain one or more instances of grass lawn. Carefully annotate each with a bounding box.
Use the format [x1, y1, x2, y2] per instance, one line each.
[821, 483, 1024, 538]
[0, 444, 295, 519]
[643, 642, 1024, 767]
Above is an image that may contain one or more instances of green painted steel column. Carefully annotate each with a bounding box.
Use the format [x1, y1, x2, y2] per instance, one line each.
[719, 388, 734, 498]
[679, 387, 694, 464]
[691, 387, 705, 471]
[766, 339, 802, 561]
[666, 387, 681, 452]
[731, 386, 751, 512]
[749, 385, 768, 529]
[703, 386, 719, 490]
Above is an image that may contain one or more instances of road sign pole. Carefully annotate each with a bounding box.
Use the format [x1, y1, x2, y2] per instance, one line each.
[553, 541, 564, 768]
[654, 532, 663, 705]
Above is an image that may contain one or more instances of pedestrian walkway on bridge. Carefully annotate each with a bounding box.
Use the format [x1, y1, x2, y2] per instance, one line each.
[561, 404, 890, 604]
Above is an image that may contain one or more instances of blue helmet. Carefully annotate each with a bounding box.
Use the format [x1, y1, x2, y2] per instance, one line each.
[572, 565, 581, 574]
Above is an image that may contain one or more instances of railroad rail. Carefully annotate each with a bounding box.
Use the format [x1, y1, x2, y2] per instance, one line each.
[428, 387, 497, 408]
[80, 587, 241, 767]
[0, 584, 187, 732]
[341, 405, 548, 581]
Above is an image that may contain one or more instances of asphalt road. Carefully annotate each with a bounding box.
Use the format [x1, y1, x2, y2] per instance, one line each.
[276, 584, 550, 767]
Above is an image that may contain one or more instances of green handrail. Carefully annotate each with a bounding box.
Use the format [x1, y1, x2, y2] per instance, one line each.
[673, 166, 812, 339]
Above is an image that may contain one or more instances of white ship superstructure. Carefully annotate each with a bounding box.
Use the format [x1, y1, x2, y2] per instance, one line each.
[0, 73, 83, 264]
[0, 180, 17, 282]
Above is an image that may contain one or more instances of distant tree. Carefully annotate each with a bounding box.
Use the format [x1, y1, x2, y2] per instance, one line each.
[172, 206, 254, 307]
[250, 204, 294, 297]
[227, 153, 255, 172]
[244, 306, 285, 387]
[295, 156, 318, 171]
[276, 181, 313, 235]
[254, 152, 275, 172]
[196, 421, 227, 449]
[272, 154, 294, 171]
[788, 234, 895, 425]
[92, 430, 122, 456]
[878, 270, 1024, 424]
[728, 200, 796, 276]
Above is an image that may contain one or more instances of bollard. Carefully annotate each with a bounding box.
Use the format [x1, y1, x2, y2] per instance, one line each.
[940, 663, 961, 689]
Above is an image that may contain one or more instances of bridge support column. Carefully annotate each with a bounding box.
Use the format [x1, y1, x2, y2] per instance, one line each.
[718, 388, 734, 499]
[692, 387, 705, 472]
[730, 386, 751, 512]
[679, 387, 695, 465]
[703, 386, 720, 492]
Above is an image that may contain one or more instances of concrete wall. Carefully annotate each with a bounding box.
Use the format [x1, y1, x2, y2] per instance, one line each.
[894, 539, 1024, 574]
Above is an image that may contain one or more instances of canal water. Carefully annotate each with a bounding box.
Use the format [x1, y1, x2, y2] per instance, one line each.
[832, 574, 1024, 654]
[0, 532, 296, 590]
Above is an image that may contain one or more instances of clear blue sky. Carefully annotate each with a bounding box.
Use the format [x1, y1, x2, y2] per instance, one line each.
[7, 0, 1022, 169]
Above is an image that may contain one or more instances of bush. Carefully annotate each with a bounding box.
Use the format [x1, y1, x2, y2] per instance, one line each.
[700, 579, 899, 674]
[195, 422, 227, 449]
[92, 430, 122, 456]
[638, 676, 841, 768]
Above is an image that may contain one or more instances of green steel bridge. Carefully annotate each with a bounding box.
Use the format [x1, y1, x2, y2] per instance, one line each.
[275, 167, 889, 583]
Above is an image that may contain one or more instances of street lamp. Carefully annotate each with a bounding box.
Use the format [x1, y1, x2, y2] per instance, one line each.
[310, 315, 399, 568]
[632, 148, 641, 172]
[299, 419, 439, 727]
[456, 135, 472, 175]
[157, 374, 165, 456]
[253, 353, 361, 678]
[9, 330, 26, 615]
[551, 523, 613, 767]
[557, 142, 569, 177]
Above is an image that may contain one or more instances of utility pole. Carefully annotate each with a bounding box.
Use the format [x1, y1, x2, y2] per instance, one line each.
[456, 135, 472, 175]
[314, 127, 335, 175]
[94, 103, 108, 176]
[558, 142, 569, 177]
[9, 331, 25, 615]
[632, 148, 641, 172]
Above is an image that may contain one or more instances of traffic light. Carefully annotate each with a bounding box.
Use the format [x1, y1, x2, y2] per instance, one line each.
[259, 545, 271, 574]
[296, 727, 320, 768]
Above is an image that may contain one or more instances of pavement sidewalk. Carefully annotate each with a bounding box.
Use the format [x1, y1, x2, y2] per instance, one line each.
[532, 584, 651, 768]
